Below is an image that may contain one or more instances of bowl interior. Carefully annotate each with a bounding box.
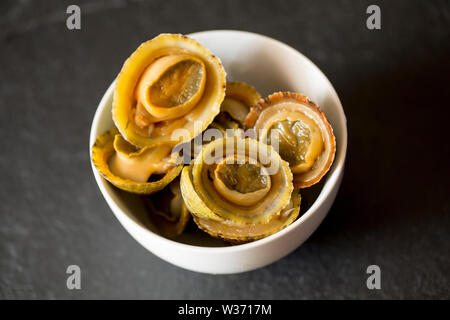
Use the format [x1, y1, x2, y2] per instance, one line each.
[90, 30, 346, 248]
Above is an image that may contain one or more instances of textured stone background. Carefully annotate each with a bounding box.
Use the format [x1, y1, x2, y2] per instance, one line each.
[0, 0, 449, 299]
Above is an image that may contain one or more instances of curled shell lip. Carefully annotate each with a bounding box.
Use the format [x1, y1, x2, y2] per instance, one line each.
[225, 82, 261, 107]
[180, 165, 222, 222]
[194, 190, 301, 243]
[112, 33, 226, 149]
[245, 91, 336, 189]
[91, 128, 183, 195]
[220, 81, 261, 125]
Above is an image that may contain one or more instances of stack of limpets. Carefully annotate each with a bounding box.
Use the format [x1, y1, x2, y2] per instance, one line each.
[92, 33, 336, 243]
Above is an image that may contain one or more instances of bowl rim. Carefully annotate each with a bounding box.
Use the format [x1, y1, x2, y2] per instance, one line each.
[89, 29, 348, 254]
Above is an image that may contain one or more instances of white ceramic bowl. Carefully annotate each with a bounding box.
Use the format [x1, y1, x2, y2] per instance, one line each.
[90, 30, 347, 274]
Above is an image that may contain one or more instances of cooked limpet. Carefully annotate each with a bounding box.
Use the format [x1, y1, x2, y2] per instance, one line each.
[113, 33, 226, 148]
[216, 82, 261, 128]
[245, 92, 336, 188]
[92, 128, 182, 195]
[180, 136, 296, 242]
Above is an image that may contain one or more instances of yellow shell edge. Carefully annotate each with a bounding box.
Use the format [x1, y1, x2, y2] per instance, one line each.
[226, 81, 261, 108]
[180, 165, 223, 221]
[91, 128, 183, 195]
[194, 190, 301, 243]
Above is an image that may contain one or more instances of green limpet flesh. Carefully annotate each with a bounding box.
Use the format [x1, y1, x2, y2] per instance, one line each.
[149, 60, 204, 108]
[216, 163, 268, 194]
[268, 120, 311, 167]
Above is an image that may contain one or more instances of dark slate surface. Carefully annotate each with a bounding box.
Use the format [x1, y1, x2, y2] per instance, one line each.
[0, 0, 449, 299]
